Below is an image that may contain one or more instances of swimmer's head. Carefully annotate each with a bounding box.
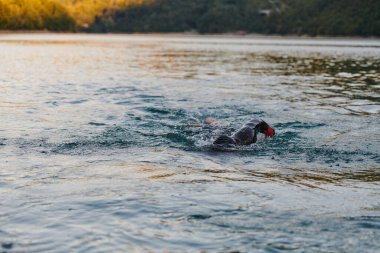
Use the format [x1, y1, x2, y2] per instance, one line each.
[256, 120, 275, 138]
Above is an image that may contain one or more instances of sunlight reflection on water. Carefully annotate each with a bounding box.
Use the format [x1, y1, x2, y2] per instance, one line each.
[0, 34, 379, 252]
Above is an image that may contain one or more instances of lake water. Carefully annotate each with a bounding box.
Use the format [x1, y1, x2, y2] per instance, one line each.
[0, 34, 379, 252]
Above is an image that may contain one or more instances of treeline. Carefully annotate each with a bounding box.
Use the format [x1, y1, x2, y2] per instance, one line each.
[90, 0, 380, 36]
[0, 0, 74, 31]
[269, 0, 380, 36]
[89, 0, 273, 33]
[1, 0, 380, 36]
[0, 0, 129, 31]
[59, 0, 133, 28]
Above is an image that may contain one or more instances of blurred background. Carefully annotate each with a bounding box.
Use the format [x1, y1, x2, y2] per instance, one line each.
[0, 0, 379, 36]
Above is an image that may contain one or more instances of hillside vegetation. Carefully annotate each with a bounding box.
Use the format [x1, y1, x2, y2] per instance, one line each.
[90, 0, 380, 36]
[0, 0, 379, 36]
[59, 0, 136, 28]
[0, 0, 132, 30]
[0, 0, 75, 31]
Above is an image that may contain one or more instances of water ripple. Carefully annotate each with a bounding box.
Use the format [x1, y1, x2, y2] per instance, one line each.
[1, 34, 379, 252]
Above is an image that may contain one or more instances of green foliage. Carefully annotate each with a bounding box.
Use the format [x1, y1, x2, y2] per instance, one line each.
[268, 0, 380, 36]
[0, 0, 379, 36]
[90, 0, 380, 36]
[89, 0, 264, 33]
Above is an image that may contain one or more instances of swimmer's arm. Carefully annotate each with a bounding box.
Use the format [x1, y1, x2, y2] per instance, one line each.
[205, 117, 224, 126]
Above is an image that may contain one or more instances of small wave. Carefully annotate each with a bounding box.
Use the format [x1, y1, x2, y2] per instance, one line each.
[88, 122, 107, 126]
[50, 126, 137, 154]
[144, 107, 172, 115]
[345, 104, 380, 114]
[68, 99, 88, 104]
[345, 216, 380, 230]
[275, 121, 326, 129]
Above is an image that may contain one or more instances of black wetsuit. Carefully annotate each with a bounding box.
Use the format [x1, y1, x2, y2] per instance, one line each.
[213, 119, 274, 145]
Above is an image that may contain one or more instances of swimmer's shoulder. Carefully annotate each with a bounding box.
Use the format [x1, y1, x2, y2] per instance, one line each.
[245, 118, 261, 127]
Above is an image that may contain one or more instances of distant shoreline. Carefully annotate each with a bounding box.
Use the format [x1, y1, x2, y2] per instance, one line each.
[1, 30, 379, 40]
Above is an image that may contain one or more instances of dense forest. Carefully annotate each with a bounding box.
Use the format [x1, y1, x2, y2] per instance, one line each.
[0, 0, 74, 31]
[0, 0, 131, 30]
[90, 0, 380, 36]
[0, 0, 379, 36]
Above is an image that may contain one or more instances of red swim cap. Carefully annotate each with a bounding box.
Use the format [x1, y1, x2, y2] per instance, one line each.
[265, 127, 274, 137]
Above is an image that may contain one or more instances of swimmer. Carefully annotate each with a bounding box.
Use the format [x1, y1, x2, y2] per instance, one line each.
[213, 118, 275, 145]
